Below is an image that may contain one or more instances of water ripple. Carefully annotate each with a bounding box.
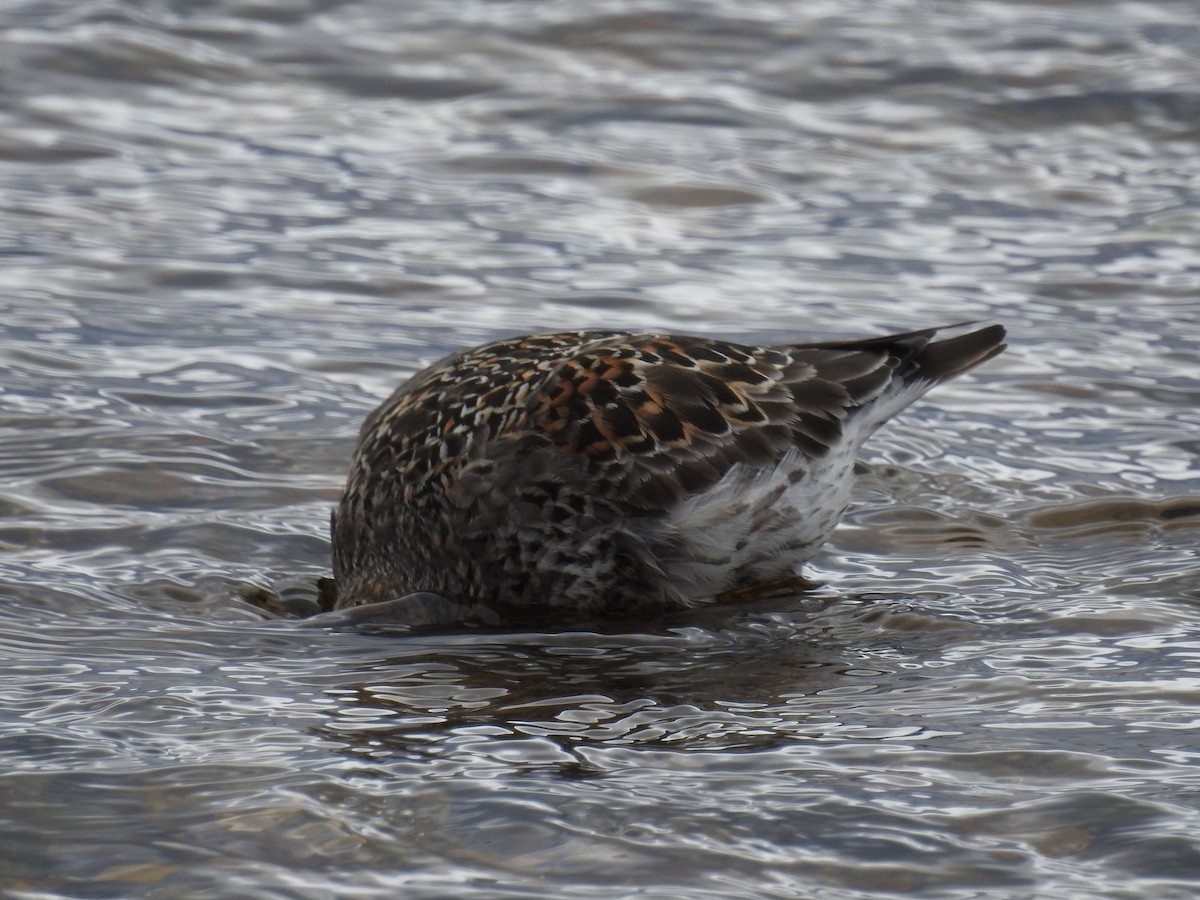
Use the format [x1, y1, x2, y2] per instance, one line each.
[3, 0, 1200, 896]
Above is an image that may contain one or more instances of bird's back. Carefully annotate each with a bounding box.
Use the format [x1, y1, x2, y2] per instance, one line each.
[331, 323, 1006, 615]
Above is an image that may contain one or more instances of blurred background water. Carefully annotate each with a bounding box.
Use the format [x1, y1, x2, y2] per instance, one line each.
[2, 0, 1199, 897]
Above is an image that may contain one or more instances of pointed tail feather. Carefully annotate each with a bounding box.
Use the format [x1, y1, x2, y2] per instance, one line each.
[811, 321, 1007, 444]
[906, 322, 1007, 384]
[809, 321, 1006, 385]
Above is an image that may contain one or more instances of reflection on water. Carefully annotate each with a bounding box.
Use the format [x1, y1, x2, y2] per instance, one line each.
[3, 0, 1200, 896]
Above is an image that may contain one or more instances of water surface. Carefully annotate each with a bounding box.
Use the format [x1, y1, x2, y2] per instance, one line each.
[2, 1, 1200, 897]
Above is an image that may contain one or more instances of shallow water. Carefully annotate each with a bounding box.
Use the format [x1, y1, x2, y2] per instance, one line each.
[3, 0, 1200, 897]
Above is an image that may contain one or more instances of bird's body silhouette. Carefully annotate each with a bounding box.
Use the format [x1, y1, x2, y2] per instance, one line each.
[327, 323, 1005, 626]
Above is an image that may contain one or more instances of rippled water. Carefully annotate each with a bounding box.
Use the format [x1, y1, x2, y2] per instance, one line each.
[3, 0, 1200, 896]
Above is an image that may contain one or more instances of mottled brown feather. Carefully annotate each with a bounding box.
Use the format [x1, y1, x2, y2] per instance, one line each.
[330, 323, 1006, 615]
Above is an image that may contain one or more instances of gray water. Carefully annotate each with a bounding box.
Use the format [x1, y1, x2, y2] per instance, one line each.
[3, 0, 1200, 897]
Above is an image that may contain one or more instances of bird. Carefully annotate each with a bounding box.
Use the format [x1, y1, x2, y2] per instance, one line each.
[322, 322, 1005, 628]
